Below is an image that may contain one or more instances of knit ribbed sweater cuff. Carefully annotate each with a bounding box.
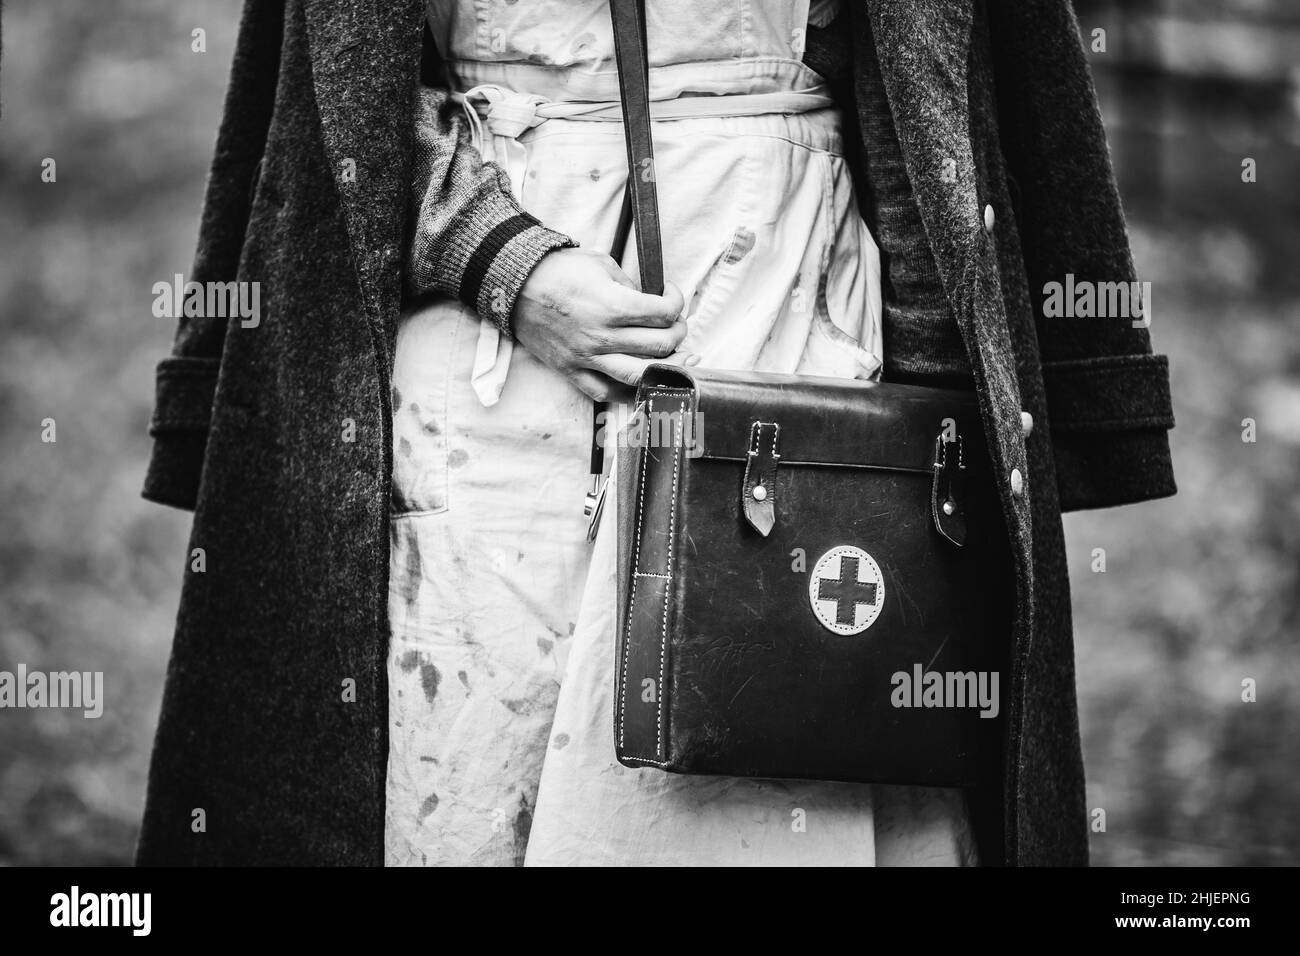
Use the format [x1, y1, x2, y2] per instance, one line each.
[468, 213, 576, 337]
[434, 188, 575, 337]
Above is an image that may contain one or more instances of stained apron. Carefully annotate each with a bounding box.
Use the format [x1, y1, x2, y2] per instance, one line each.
[385, 0, 977, 866]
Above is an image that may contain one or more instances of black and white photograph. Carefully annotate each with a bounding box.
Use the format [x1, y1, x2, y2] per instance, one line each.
[0, 0, 1295, 916]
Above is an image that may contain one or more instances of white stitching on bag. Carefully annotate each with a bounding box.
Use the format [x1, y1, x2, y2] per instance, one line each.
[616, 402, 651, 751]
[657, 400, 685, 758]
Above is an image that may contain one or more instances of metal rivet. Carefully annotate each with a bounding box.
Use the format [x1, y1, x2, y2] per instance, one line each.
[1010, 468, 1024, 496]
[942, 500, 955, 516]
[983, 203, 996, 233]
[1020, 410, 1034, 438]
[752, 485, 767, 501]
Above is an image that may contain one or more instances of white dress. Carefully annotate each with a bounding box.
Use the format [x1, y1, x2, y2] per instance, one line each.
[385, 0, 977, 866]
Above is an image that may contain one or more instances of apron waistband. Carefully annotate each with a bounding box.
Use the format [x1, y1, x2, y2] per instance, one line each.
[455, 85, 836, 141]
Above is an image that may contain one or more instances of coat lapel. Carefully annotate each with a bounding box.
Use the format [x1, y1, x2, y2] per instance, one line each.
[863, 0, 977, 312]
[862, 0, 1031, 482]
[301, 0, 426, 355]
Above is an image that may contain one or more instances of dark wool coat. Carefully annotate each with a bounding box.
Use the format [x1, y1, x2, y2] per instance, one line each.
[137, 0, 1176, 866]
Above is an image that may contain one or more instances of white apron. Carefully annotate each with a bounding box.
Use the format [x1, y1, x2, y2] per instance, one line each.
[385, 0, 977, 866]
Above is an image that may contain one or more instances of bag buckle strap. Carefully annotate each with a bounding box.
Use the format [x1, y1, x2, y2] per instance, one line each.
[931, 432, 967, 548]
[742, 421, 780, 537]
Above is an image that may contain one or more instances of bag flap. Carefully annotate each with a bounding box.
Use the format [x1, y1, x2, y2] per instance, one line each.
[636, 364, 987, 475]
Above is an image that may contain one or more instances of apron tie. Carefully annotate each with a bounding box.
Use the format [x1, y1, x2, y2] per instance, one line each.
[457, 85, 550, 407]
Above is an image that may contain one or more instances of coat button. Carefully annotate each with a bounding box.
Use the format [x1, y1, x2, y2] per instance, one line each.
[1020, 411, 1034, 438]
[1010, 467, 1024, 496]
[983, 203, 996, 234]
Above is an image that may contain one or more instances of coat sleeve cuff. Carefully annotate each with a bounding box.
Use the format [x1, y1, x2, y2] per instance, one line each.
[141, 356, 219, 512]
[1051, 427, 1176, 513]
[1042, 354, 1177, 512]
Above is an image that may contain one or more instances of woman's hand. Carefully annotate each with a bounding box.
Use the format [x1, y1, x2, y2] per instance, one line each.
[510, 247, 694, 402]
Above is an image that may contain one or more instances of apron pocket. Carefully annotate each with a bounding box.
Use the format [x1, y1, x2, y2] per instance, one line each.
[390, 299, 469, 516]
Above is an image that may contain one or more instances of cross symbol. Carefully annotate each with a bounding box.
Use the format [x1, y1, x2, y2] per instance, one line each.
[817, 556, 878, 626]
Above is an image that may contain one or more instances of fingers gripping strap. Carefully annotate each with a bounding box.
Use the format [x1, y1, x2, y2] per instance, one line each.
[610, 0, 664, 296]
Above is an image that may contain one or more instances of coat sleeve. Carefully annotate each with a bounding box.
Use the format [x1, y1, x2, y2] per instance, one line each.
[142, 0, 285, 512]
[988, 0, 1176, 512]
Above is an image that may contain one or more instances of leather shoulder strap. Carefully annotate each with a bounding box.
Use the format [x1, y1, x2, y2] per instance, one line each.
[610, 0, 664, 296]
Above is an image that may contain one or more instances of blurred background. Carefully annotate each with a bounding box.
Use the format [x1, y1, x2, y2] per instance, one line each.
[0, 0, 1296, 865]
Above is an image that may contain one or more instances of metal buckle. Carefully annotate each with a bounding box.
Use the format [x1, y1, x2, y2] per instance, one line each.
[585, 474, 610, 542]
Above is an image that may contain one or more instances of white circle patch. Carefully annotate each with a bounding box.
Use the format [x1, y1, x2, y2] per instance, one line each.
[808, 546, 885, 636]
